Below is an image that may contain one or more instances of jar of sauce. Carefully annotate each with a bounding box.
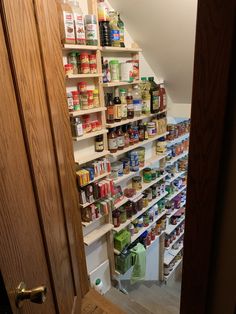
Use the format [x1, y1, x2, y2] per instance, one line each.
[112, 210, 120, 228]
[116, 127, 124, 150]
[127, 89, 134, 119]
[108, 128, 118, 153]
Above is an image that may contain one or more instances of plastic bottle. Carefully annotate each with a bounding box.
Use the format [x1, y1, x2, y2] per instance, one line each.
[108, 128, 118, 153]
[84, 15, 98, 46]
[148, 77, 160, 113]
[57, 0, 76, 44]
[117, 13, 125, 47]
[94, 278, 103, 295]
[126, 88, 134, 119]
[113, 88, 122, 122]
[132, 85, 142, 117]
[160, 83, 167, 111]
[120, 88, 127, 120]
[140, 77, 151, 114]
[106, 93, 115, 123]
[109, 11, 120, 47]
[123, 125, 130, 147]
[97, 0, 109, 22]
[69, 0, 85, 45]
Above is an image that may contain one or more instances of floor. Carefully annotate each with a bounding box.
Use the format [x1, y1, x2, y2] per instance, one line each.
[105, 268, 181, 314]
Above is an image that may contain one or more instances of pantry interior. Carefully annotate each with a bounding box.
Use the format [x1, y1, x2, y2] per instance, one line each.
[59, 0, 196, 310]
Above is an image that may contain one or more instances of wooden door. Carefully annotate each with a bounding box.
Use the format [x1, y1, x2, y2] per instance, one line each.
[0, 0, 89, 313]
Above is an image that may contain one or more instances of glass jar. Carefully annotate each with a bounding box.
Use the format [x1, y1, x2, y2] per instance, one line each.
[143, 168, 152, 183]
[132, 176, 142, 191]
[93, 89, 99, 107]
[80, 92, 89, 110]
[119, 206, 127, 224]
[125, 201, 133, 218]
[71, 91, 80, 111]
[112, 210, 120, 228]
[109, 60, 119, 82]
[85, 15, 98, 46]
[68, 52, 78, 74]
[67, 92, 74, 112]
[147, 122, 156, 138]
[78, 81, 87, 92]
[145, 188, 153, 202]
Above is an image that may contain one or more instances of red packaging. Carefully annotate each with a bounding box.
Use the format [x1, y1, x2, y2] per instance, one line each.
[90, 63, 97, 74]
[81, 63, 90, 74]
[64, 64, 73, 75]
[91, 120, 97, 131]
[78, 81, 87, 92]
[89, 54, 97, 64]
[80, 52, 89, 64]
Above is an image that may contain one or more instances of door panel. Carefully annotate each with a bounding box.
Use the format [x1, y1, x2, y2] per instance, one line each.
[0, 17, 56, 314]
[1, 0, 84, 312]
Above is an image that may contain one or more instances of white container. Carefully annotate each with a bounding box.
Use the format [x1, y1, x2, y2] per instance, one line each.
[94, 278, 103, 295]
[120, 62, 133, 82]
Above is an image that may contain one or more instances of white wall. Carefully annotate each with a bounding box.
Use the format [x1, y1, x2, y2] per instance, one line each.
[109, 0, 198, 117]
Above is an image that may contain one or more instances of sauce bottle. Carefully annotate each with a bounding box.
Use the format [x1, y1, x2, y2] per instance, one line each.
[109, 11, 120, 47]
[123, 125, 130, 147]
[106, 93, 114, 123]
[126, 88, 134, 119]
[127, 125, 134, 146]
[57, 0, 76, 44]
[116, 127, 125, 150]
[113, 88, 122, 122]
[120, 88, 127, 120]
[108, 128, 118, 153]
[117, 13, 125, 47]
[160, 83, 167, 111]
[148, 77, 160, 113]
[95, 135, 104, 152]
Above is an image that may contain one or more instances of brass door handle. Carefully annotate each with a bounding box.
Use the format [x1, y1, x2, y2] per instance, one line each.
[15, 282, 47, 308]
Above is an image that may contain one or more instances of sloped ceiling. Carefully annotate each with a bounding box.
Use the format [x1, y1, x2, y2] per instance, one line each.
[109, 0, 198, 104]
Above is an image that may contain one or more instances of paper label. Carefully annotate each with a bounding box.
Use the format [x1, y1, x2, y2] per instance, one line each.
[63, 11, 75, 41]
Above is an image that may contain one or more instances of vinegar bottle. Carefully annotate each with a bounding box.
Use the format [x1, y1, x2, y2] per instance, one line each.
[148, 77, 160, 114]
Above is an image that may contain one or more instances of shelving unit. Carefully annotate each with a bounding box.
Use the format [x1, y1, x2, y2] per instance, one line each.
[165, 216, 185, 235]
[66, 73, 102, 79]
[164, 243, 184, 265]
[84, 223, 114, 246]
[164, 259, 182, 281]
[166, 171, 185, 184]
[69, 107, 106, 117]
[62, 44, 99, 50]
[167, 133, 190, 146]
[101, 47, 142, 53]
[72, 129, 108, 142]
[102, 81, 142, 88]
[165, 231, 184, 251]
[74, 150, 110, 165]
[167, 151, 188, 166]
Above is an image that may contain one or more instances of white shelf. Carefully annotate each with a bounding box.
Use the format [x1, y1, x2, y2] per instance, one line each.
[66, 73, 102, 79]
[75, 150, 109, 165]
[70, 107, 106, 117]
[167, 133, 190, 146]
[146, 231, 164, 250]
[72, 129, 108, 142]
[164, 243, 184, 265]
[77, 171, 111, 187]
[164, 259, 183, 281]
[84, 223, 113, 246]
[101, 46, 142, 53]
[103, 80, 142, 88]
[165, 216, 185, 235]
[110, 132, 168, 158]
[166, 171, 185, 184]
[112, 191, 168, 233]
[82, 214, 104, 227]
[106, 110, 167, 128]
[166, 151, 188, 166]
[63, 44, 99, 50]
[165, 185, 186, 202]
[166, 201, 186, 219]
[113, 153, 167, 185]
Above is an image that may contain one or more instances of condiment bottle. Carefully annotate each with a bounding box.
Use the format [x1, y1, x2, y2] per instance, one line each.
[71, 117, 83, 137]
[120, 88, 127, 120]
[112, 210, 120, 227]
[109, 10, 120, 47]
[127, 124, 134, 145]
[106, 93, 115, 123]
[148, 77, 160, 113]
[95, 135, 104, 152]
[144, 123, 149, 140]
[113, 88, 122, 122]
[69, 0, 86, 45]
[84, 15, 98, 46]
[126, 89, 134, 119]
[108, 128, 118, 153]
[138, 123, 145, 141]
[123, 125, 130, 147]
[116, 127, 125, 150]
[117, 13, 125, 47]
[160, 83, 167, 111]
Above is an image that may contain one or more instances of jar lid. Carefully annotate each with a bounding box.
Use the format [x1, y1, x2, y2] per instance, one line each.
[119, 88, 126, 92]
[69, 52, 77, 57]
[132, 176, 142, 182]
[78, 81, 87, 85]
[80, 52, 89, 56]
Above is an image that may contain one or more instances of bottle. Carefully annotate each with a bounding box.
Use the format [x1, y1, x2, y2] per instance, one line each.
[126, 88, 134, 119]
[144, 123, 149, 140]
[99, 21, 112, 46]
[94, 278, 103, 295]
[117, 13, 125, 47]
[95, 135, 104, 152]
[148, 77, 160, 113]
[133, 85, 142, 117]
[123, 125, 130, 147]
[127, 124, 134, 145]
[57, 0, 76, 44]
[84, 15, 98, 46]
[141, 77, 151, 114]
[106, 93, 115, 123]
[97, 0, 109, 22]
[116, 127, 125, 150]
[69, 0, 86, 45]
[138, 123, 145, 141]
[109, 11, 120, 47]
[120, 89, 127, 120]
[108, 128, 118, 153]
[71, 117, 83, 137]
[113, 88, 122, 122]
[160, 83, 167, 111]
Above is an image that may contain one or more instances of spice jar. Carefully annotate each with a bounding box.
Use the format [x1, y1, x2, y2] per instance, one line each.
[64, 64, 73, 75]
[109, 60, 119, 82]
[89, 54, 97, 64]
[81, 63, 90, 74]
[93, 89, 99, 107]
[70, 117, 83, 137]
[95, 135, 104, 152]
[71, 91, 80, 111]
[78, 81, 87, 92]
[143, 168, 152, 183]
[90, 63, 97, 74]
[132, 176, 142, 191]
[112, 210, 120, 228]
[68, 52, 78, 74]
[80, 52, 89, 64]
[80, 92, 89, 110]
[67, 92, 74, 112]
[87, 90, 94, 108]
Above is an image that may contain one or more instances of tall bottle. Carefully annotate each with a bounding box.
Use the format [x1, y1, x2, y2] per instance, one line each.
[148, 77, 160, 114]
[106, 93, 115, 124]
[140, 77, 151, 114]
[126, 88, 134, 119]
[109, 11, 120, 47]
[98, 0, 111, 46]
[57, 0, 76, 44]
[160, 83, 167, 111]
[113, 88, 122, 122]
[117, 13, 125, 47]
[132, 85, 142, 117]
[108, 128, 118, 153]
[69, 0, 86, 45]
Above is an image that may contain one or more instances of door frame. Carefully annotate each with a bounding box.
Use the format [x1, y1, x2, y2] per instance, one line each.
[180, 0, 236, 313]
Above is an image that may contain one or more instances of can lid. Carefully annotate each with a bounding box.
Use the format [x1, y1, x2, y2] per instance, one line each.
[109, 60, 119, 64]
[69, 51, 77, 57]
